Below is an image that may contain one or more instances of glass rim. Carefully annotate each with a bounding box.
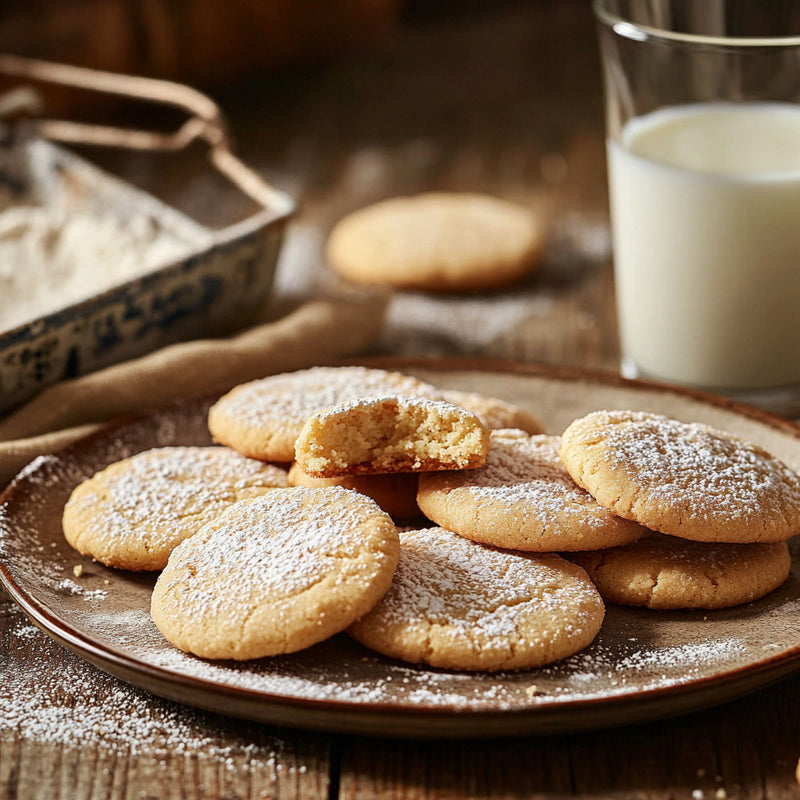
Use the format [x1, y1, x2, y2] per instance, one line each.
[592, 0, 800, 48]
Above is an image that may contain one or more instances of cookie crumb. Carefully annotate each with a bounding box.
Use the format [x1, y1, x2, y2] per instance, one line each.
[525, 685, 540, 697]
[72, 564, 83, 578]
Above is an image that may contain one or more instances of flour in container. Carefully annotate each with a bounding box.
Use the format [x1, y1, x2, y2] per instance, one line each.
[0, 204, 199, 331]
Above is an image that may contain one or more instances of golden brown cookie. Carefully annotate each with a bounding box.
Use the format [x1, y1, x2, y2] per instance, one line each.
[569, 532, 791, 609]
[287, 462, 421, 520]
[417, 430, 646, 551]
[207, 366, 441, 462]
[326, 192, 546, 292]
[151, 487, 400, 660]
[348, 527, 605, 671]
[440, 389, 545, 434]
[560, 410, 800, 543]
[294, 396, 490, 477]
[62, 446, 288, 572]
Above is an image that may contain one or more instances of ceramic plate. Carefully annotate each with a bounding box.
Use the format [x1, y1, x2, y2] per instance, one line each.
[2, 359, 800, 738]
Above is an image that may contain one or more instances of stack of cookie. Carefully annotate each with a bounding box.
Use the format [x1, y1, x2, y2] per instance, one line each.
[61, 366, 799, 674]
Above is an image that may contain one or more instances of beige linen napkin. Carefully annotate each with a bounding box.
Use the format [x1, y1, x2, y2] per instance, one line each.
[0, 298, 385, 488]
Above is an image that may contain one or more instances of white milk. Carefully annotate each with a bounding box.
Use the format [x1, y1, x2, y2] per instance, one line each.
[608, 102, 800, 390]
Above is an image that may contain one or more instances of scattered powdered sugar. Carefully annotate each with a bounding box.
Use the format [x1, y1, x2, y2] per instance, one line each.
[544, 636, 750, 695]
[51, 578, 107, 601]
[1, 607, 296, 767]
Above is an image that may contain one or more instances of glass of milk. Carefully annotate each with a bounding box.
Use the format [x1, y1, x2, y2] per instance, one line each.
[595, 0, 800, 415]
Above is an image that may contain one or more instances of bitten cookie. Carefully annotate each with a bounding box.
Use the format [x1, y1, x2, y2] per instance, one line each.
[417, 430, 645, 551]
[348, 527, 605, 672]
[287, 463, 421, 520]
[151, 487, 400, 660]
[294, 396, 490, 477]
[62, 446, 288, 571]
[326, 192, 546, 292]
[208, 366, 441, 462]
[569, 533, 791, 610]
[560, 410, 800, 543]
[440, 389, 544, 434]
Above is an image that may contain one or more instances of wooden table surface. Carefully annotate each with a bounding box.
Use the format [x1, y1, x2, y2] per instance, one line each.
[3, 2, 800, 798]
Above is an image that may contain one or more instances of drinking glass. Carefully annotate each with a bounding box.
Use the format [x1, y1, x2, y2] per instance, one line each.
[595, 0, 800, 415]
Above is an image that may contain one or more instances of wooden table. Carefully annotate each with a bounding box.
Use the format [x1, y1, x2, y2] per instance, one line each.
[2, 2, 800, 797]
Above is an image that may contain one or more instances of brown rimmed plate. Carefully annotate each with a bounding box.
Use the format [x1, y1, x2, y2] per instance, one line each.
[1, 359, 800, 738]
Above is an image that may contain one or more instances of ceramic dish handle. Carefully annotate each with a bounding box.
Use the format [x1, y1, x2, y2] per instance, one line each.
[0, 52, 292, 215]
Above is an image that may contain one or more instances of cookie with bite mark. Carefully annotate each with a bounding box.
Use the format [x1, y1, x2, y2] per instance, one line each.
[208, 366, 441, 462]
[294, 396, 490, 477]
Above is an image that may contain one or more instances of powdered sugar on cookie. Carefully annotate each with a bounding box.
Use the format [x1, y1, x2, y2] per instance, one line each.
[151, 486, 400, 660]
[417, 431, 645, 551]
[561, 410, 800, 543]
[208, 366, 442, 461]
[62, 446, 288, 571]
[348, 527, 604, 671]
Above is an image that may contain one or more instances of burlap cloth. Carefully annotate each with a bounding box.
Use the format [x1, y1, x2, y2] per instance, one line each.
[0, 297, 385, 488]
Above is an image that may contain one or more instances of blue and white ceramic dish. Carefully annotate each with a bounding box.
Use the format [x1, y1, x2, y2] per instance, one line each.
[0, 132, 293, 413]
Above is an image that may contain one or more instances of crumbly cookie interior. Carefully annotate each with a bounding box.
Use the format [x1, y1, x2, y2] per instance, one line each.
[296, 396, 490, 476]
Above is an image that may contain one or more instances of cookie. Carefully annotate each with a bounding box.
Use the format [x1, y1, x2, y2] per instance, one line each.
[560, 410, 800, 543]
[417, 430, 646, 551]
[348, 527, 604, 671]
[287, 462, 421, 520]
[62, 446, 288, 572]
[569, 532, 791, 609]
[326, 192, 546, 292]
[151, 486, 400, 660]
[440, 389, 544, 434]
[208, 366, 441, 462]
[294, 396, 490, 477]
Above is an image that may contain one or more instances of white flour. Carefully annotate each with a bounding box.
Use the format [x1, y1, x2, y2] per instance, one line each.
[0, 204, 194, 332]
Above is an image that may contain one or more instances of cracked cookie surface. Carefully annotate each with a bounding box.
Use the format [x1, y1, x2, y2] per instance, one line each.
[569, 532, 791, 609]
[417, 430, 646, 551]
[151, 486, 400, 660]
[208, 366, 441, 462]
[347, 526, 605, 671]
[62, 446, 288, 571]
[560, 410, 800, 543]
